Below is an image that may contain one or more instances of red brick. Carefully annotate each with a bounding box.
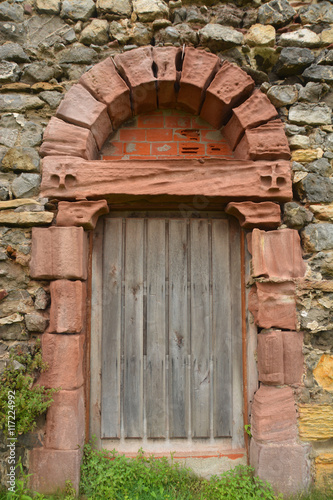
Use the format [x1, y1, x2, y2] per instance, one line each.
[56, 200, 109, 230]
[250, 440, 311, 497]
[151, 142, 178, 156]
[146, 129, 173, 141]
[223, 89, 278, 150]
[206, 142, 233, 156]
[250, 228, 306, 279]
[36, 332, 84, 390]
[56, 83, 112, 150]
[40, 117, 98, 160]
[234, 119, 291, 161]
[114, 47, 157, 114]
[30, 227, 88, 280]
[125, 142, 151, 155]
[137, 114, 164, 128]
[119, 129, 146, 141]
[102, 141, 124, 156]
[178, 47, 220, 114]
[45, 387, 85, 450]
[174, 129, 200, 141]
[251, 385, 297, 442]
[153, 46, 181, 108]
[200, 61, 255, 128]
[257, 331, 284, 385]
[248, 281, 297, 330]
[225, 201, 281, 229]
[130, 155, 157, 160]
[79, 57, 132, 129]
[29, 448, 82, 494]
[165, 115, 191, 128]
[49, 280, 86, 334]
[179, 142, 205, 157]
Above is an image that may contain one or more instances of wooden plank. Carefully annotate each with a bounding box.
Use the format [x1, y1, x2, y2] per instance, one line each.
[41, 157, 293, 202]
[101, 219, 122, 438]
[168, 220, 188, 438]
[123, 218, 144, 438]
[190, 219, 210, 438]
[212, 219, 232, 437]
[146, 219, 166, 438]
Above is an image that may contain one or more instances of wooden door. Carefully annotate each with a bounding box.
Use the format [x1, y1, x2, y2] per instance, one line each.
[91, 213, 243, 452]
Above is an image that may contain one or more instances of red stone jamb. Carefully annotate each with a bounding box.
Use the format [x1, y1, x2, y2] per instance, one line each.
[29, 45, 308, 496]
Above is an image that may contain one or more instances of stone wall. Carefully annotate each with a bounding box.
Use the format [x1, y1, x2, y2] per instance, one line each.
[0, 0, 333, 494]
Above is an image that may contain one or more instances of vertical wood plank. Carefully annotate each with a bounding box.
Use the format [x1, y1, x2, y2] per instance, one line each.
[169, 220, 188, 438]
[101, 219, 122, 438]
[146, 219, 166, 438]
[124, 219, 144, 438]
[212, 219, 232, 437]
[190, 219, 210, 438]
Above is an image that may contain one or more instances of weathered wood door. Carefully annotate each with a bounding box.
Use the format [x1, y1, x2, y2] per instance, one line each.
[91, 213, 243, 452]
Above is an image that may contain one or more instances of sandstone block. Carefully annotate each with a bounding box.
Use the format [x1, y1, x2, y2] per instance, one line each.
[298, 404, 333, 440]
[49, 280, 86, 334]
[257, 330, 304, 385]
[249, 281, 297, 330]
[79, 57, 132, 129]
[225, 201, 281, 229]
[250, 228, 306, 279]
[36, 332, 84, 390]
[315, 454, 333, 488]
[234, 120, 291, 161]
[29, 448, 82, 494]
[153, 46, 181, 108]
[30, 227, 88, 280]
[313, 355, 333, 392]
[200, 61, 254, 129]
[223, 90, 278, 150]
[45, 387, 85, 450]
[251, 385, 297, 442]
[250, 440, 311, 496]
[177, 48, 220, 114]
[56, 84, 112, 150]
[114, 47, 157, 114]
[0, 210, 54, 226]
[39, 117, 98, 160]
[57, 200, 109, 230]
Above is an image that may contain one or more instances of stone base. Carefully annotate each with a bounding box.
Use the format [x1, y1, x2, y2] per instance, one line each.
[29, 448, 82, 494]
[250, 439, 311, 497]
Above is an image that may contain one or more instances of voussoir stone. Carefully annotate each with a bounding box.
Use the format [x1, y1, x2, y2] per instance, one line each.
[0, 61, 20, 84]
[61, 0, 96, 21]
[245, 24, 276, 47]
[96, 0, 132, 18]
[133, 0, 169, 22]
[36, 0, 61, 15]
[289, 103, 332, 126]
[79, 19, 109, 46]
[303, 64, 333, 83]
[279, 29, 321, 48]
[199, 24, 243, 51]
[0, 2, 24, 22]
[258, 0, 296, 27]
[267, 85, 298, 107]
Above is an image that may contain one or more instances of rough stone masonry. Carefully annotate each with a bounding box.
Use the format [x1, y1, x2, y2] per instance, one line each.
[0, 0, 333, 495]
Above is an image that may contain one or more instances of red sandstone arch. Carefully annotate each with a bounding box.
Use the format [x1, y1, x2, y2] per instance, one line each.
[29, 46, 309, 495]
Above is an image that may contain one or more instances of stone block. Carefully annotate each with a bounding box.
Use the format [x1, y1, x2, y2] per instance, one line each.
[223, 90, 278, 150]
[225, 201, 281, 229]
[39, 117, 98, 160]
[45, 387, 85, 450]
[298, 404, 333, 440]
[30, 227, 88, 280]
[49, 280, 86, 334]
[234, 120, 291, 161]
[153, 46, 181, 108]
[79, 57, 132, 129]
[29, 448, 82, 494]
[114, 46, 157, 114]
[302, 223, 333, 252]
[177, 47, 220, 114]
[251, 385, 297, 442]
[200, 61, 254, 129]
[250, 228, 306, 279]
[250, 440, 311, 497]
[56, 200, 109, 230]
[257, 330, 304, 385]
[56, 84, 112, 150]
[248, 281, 297, 330]
[313, 354, 333, 392]
[315, 454, 333, 488]
[36, 332, 84, 390]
